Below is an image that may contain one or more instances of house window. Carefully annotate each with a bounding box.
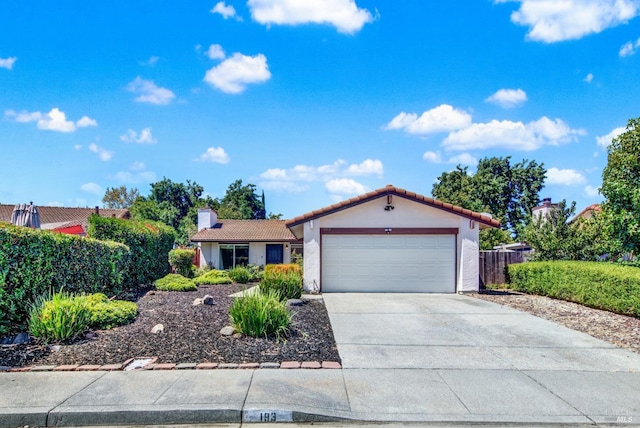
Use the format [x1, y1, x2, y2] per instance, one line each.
[219, 244, 249, 269]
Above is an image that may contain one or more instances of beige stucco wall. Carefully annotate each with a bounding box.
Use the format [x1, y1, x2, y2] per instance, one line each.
[300, 195, 481, 292]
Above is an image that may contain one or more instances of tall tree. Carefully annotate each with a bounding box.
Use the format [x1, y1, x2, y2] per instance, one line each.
[601, 117, 640, 256]
[215, 179, 266, 220]
[102, 186, 140, 209]
[432, 156, 546, 239]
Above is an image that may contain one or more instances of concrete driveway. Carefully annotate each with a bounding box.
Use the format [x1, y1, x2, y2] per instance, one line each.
[323, 293, 640, 424]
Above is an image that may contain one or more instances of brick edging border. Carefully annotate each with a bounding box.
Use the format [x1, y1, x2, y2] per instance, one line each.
[0, 360, 341, 372]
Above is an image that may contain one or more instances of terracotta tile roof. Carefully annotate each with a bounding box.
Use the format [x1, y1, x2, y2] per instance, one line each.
[570, 203, 602, 223]
[285, 184, 501, 229]
[0, 204, 130, 233]
[191, 219, 297, 242]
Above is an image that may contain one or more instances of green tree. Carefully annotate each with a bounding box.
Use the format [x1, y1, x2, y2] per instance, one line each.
[214, 180, 266, 220]
[432, 156, 546, 239]
[601, 117, 640, 256]
[102, 186, 140, 209]
[522, 200, 578, 261]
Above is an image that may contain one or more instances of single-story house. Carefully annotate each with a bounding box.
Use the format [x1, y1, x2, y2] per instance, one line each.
[192, 185, 499, 293]
[191, 208, 300, 269]
[0, 204, 130, 236]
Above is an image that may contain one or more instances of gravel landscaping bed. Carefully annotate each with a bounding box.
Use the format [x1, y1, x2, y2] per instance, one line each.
[0, 284, 340, 368]
[473, 289, 640, 354]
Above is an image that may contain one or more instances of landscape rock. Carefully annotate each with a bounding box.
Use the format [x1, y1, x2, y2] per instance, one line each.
[192, 298, 203, 306]
[1, 336, 13, 345]
[85, 332, 97, 340]
[286, 299, 304, 307]
[203, 294, 214, 305]
[13, 333, 31, 345]
[220, 326, 235, 336]
[151, 324, 164, 334]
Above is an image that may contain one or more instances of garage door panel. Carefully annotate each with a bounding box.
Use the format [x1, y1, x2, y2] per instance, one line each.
[322, 234, 455, 293]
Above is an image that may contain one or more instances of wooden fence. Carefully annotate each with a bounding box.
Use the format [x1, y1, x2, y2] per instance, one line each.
[479, 251, 525, 287]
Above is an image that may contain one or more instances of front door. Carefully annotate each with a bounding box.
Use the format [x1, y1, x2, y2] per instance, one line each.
[266, 244, 284, 264]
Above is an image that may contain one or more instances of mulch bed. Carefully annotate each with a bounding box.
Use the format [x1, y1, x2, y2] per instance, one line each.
[473, 289, 640, 354]
[0, 284, 341, 368]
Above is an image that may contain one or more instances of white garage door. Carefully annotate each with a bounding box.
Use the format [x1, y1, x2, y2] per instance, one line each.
[322, 234, 456, 293]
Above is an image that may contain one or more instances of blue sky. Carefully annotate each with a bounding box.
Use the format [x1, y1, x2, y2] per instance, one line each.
[1, 0, 639, 219]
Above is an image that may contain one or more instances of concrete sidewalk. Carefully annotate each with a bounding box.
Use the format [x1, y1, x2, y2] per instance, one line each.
[1, 294, 640, 426]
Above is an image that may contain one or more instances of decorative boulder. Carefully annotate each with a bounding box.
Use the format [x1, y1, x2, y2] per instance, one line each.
[286, 299, 304, 307]
[192, 298, 204, 306]
[203, 295, 214, 305]
[151, 324, 164, 334]
[220, 326, 235, 336]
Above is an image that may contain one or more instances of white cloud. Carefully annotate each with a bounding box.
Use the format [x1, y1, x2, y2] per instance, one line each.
[584, 73, 594, 83]
[206, 44, 226, 60]
[485, 88, 528, 108]
[259, 158, 381, 192]
[88, 143, 113, 161]
[596, 126, 626, 148]
[74, 144, 82, 150]
[385, 104, 472, 135]
[448, 153, 479, 166]
[204, 53, 271, 94]
[546, 167, 586, 185]
[6, 108, 96, 133]
[113, 163, 157, 184]
[0, 57, 17, 70]
[584, 185, 600, 197]
[127, 76, 175, 105]
[325, 178, 368, 195]
[422, 151, 443, 163]
[620, 37, 640, 56]
[498, 0, 640, 43]
[248, 0, 374, 34]
[139, 56, 160, 67]
[196, 146, 230, 164]
[346, 159, 383, 176]
[443, 117, 585, 151]
[211, 1, 238, 19]
[120, 127, 157, 144]
[130, 161, 146, 171]
[76, 116, 98, 128]
[81, 182, 103, 195]
[422, 151, 477, 165]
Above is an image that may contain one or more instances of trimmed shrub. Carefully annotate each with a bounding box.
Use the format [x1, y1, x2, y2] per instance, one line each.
[229, 289, 291, 339]
[89, 215, 175, 289]
[264, 264, 300, 276]
[246, 264, 264, 282]
[28, 292, 91, 343]
[507, 261, 640, 317]
[229, 266, 252, 284]
[154, 274, 197, 292]
[259, 270, 303, 301]
[194, 270, 232, 285]
[169, 248, 196, 278]
[0, 222, 130, 334]
[84, 293, 138, 330]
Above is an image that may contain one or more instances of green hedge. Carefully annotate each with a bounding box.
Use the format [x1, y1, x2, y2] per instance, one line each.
[0, 222, 130, 334]
[168, 248, 195, 278]
[88, 215, 174, 289]
[507, 261, 640, 317]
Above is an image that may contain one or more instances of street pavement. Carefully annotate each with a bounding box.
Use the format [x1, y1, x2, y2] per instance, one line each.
[1, 293, 639, 426]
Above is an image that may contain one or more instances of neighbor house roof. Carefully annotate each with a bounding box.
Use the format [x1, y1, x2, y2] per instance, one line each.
[191, 219, 298, 243]
[0, 204, 130, 235]
[285, 184, 501, 228]
[570, 204, 602, 224]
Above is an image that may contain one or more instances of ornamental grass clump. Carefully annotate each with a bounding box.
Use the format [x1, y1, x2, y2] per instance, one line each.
[28, 292, 91, 343]
[154, 273, 197, 291]
[229, 266, 252, 284]
[229, 289, 291, 339]
[259, 270, 303, 301]
[194, 269, 232, 285]
[84, 293, 138, 330]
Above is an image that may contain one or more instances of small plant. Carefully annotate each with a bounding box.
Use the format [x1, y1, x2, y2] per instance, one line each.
[194, 270, 232, 285]
[229, 289, 291, 338]
[264, 263, 301, 276]
[28, 292, 91, 343]
[168, 249, 196, 278]
[154, 274, 197, 292]
[229, 266, 252, 284]
[246, 264, 264, 282]
[84, 293, 138, 330]
[259, 270, 303, 301]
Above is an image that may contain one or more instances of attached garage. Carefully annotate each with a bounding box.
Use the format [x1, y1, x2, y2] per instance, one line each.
[322, 233, 456, 293]
[286, 185, 500, 294]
